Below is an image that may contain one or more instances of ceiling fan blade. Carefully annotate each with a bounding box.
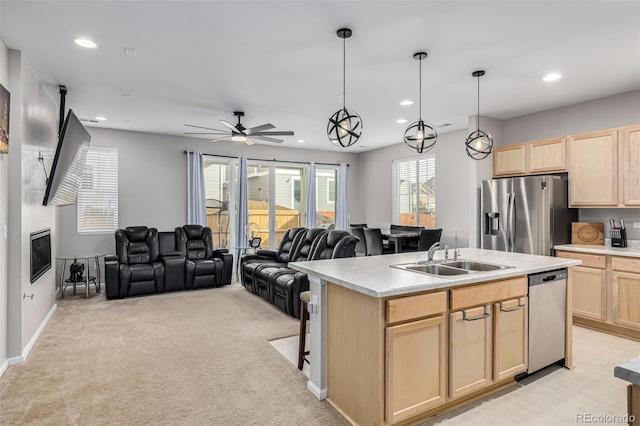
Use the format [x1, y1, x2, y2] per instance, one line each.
[253, 131, 294, 136]
[246, 123, 275, 134]
[220, 119, 242, 133]
[244, 137, 255, 146]
[184, 132, 229, 135]
[251, 135, 284, 144]
[210, 136, 232, 143]
[184, 124, 228, 132]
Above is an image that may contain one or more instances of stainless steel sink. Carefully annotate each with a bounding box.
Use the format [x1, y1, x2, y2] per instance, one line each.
[391, 259, 512, 277]
[404, 264, 469, 276]
[440, 260, 507, 272]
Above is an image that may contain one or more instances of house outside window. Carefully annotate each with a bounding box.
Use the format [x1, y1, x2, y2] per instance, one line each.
[392, 156, 435, 227]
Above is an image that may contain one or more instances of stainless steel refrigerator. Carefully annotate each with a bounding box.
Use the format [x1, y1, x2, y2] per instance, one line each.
[481, 176, 577, 256]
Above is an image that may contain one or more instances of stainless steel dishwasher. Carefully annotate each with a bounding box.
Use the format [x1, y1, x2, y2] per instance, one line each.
[528, 269, 567, 373]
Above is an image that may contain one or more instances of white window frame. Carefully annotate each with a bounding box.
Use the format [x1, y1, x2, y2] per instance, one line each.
[392, 155, 435, 226]
[77, 146, 118, 234]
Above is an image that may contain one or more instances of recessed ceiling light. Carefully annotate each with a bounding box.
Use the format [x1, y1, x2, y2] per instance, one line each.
[400, 100, 414, 106]
[543, 72, 562, 82]
[95, 116, 107, 121]
[74, 38, 97, 49]
[297, 139, 305, 143]
[396, 119, 408, 124]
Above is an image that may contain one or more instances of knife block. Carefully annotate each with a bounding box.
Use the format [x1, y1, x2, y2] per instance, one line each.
[611, 228, 628, 248]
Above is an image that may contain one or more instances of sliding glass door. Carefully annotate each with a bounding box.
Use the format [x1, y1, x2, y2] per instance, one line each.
[202, 158, 234, 250]
[247, 162, 306, 250]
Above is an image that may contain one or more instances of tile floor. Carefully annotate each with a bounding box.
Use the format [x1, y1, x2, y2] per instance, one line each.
[270, 325, 639, 425]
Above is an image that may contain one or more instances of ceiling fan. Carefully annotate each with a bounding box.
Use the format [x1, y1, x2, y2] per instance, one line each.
[184, 111, 294, 145]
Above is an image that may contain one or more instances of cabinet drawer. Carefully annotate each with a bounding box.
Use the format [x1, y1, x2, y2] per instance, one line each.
[556, 251, 606, 269]
[612, 256, 640, 274]
[450, 277, 527, 311]
[387, 291, 447, 324]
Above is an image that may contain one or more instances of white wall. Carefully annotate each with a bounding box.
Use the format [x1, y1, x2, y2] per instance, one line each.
[56, 127, 361, 269]
[7, 50, 57, 361]
[359, 129, 472, 248]
[0, 37, 9, 374]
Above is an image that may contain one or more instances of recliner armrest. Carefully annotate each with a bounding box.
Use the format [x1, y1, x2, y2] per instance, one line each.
[255, 249, 276, 258]
[105, 254, 119, 263]
[160, 251, 182, 258]
[213, 248, 229, 254]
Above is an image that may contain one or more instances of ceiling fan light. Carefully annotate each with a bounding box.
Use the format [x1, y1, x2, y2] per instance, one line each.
[231, 134, 247, 142]
[465, 129, 494, 160]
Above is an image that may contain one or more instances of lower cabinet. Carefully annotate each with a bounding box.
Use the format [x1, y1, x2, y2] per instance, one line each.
[612, 271, 640, 330]
[493, 297, 528, 380]
[449, 305, 493, 398]
[571, 265, 607, 321]
[385, 315, 446, 424]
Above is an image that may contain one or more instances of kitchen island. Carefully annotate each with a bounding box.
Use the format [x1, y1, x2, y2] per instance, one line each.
[289, 248, 581, 425]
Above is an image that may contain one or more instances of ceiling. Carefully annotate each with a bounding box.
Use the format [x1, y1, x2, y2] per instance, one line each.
[1, 1, 639, 152]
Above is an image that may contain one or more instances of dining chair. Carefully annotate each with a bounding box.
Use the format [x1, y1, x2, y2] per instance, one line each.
[364, 228, 395, 256]
[349, 226, 367, 256]
[417, 228, 443, 251]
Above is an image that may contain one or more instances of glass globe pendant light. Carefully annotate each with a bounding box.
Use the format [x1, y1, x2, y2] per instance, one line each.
[327, 28, 362, 148]
[465, 70, 494, 160]
[404, 52, 437, 154]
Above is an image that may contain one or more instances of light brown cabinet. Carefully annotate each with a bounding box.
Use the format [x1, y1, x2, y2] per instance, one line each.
[622, 125, 640, 206]
[568, 129, 619, 206]
[557, 250, 640, 339]
[493, 137, 567, 177]
[385, 315, 447, 423]
[449, 305, 493, 399]
[493, 297, 528, 380]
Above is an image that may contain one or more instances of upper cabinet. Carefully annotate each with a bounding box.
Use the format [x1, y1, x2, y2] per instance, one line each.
[567, 125, 639, 208]
[568, 129, 619, 206]
[493, 137, 567, 177]
[621, 125, 640, 206]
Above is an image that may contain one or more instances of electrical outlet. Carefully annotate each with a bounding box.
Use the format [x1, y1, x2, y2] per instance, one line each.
[633, 222, 640, 229]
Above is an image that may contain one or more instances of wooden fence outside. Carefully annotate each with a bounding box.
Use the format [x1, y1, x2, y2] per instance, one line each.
[399, 213, 436, 228]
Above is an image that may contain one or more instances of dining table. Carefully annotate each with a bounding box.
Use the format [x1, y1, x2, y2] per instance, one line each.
[381, 231, 421, 253]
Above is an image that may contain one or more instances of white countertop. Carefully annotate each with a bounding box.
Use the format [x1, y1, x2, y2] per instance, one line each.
[615, 356, 640, 386]
[289, 248, 581, 298]
[555, 241, 640, 258]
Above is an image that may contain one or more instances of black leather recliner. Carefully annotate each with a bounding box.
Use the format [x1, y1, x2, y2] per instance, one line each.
[240, 227, 307, 294]
[176, 225, 232, 289]
[264, 230, 359, 318]
[253, 228, 327, 303]
[105, 226, 169, 299]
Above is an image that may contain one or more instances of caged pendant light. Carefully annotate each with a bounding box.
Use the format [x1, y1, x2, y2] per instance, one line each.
[404, 52, 437, 154]
[327, 28, 362, 148]
[465, 70, 494, 160]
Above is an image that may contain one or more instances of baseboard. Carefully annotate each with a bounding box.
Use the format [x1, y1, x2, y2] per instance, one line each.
[0, 359, 8, 377]
[7, 355, 23, 366]
[21, 304, 57, 363]
[307, 380, 327, 400]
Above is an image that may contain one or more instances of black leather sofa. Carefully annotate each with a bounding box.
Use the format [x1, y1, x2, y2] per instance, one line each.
[241, 228, 359, 318]
[105, 225, 232, 299]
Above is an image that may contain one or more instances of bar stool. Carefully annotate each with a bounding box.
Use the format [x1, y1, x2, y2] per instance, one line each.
[298, 290, 310, 370]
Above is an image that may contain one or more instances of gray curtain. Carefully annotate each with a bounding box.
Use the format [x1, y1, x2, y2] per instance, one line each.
[335, 163, 348, 230]
[306, 161, 317, 228]
[187, 150, 206, 225]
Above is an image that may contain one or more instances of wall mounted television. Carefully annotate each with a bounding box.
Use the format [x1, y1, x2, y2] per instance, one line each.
[42, 109, 91, 206]
[30, 229, 51, 283]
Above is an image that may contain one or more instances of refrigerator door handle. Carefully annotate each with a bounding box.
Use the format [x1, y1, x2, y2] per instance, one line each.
[506, 193, 512, 251]
[510, 192, 517, 251]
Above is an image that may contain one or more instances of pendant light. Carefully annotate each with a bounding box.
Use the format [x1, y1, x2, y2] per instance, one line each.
[404, 52, 437, 154]
[465, 70, 494, 160]
[327, 28, 362, 148]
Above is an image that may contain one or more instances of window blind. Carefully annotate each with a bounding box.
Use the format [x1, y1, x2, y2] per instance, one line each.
[392, 155, 435, 226]
[77, 147, 118, 234]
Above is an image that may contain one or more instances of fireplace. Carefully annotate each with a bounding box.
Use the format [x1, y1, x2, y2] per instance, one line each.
[30, 228, 51, 283]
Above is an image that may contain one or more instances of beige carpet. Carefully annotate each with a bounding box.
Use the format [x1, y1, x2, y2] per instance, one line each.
[0, 284, 348, 425]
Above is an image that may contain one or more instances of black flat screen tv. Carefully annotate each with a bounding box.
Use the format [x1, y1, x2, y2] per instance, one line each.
[42, 109, 91, 206]
[30, 229, 51, 283]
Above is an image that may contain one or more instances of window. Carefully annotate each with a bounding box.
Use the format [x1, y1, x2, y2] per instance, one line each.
[392, 156, 435, 227]
[327, 177, 335, 204]
[203, 160, 232, 249]
[77, 147, 118, 234]
[315, 167, 337, 228]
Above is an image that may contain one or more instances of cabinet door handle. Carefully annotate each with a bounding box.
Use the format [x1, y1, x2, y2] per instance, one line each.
[462, 306, 490, 321]
[499, 301, 525, 312]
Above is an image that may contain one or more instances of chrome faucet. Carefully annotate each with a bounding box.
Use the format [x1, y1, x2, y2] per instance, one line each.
[427, 242, 444, 261]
